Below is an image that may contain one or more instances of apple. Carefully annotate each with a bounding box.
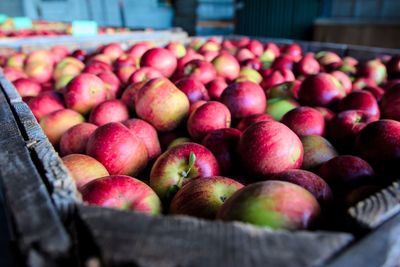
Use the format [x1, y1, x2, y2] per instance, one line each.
[55, 74, 75, 92]
[86, 54, 113, 68]
[235, 48, 254, 62]
[150, 142, 220, 201]
[358, 59, 387, 85]
[363, 85, 385, 101]
[170, 176, 244, 219]
[241, 58, 262, 71]
[6, 53, 26, 70]
[60, 122, 97, 156]
[135, 77, 189, 132]
[217, 180, 320, 230]
[140, 48, 177, 77]
[315, 106, 335, 122]
[315, 51, 342, 71]
[176, 52, 204, 73]
[13, 78, 42, 97]
[114, 54, 136, 68]
[266, 97, 299, 121]
[25, 50, 54, 66]
[294, 53, 320, 76]
[189, 100, 207, 115]
[187, 101, 231, 141]
[99, 43, 124, 62]
[89, 99, 129, 126]
[212, 52, 240, 81]
[62, 154, 109, 190]
[318, 155, 375, 193]
[270, 169, 332, 204]
[386, 55, 400, 79]
[28, 91, 65, 121]
[238, 121, 303, 177]
[115, 65, 136, 84]
[40, 109, 85, 147]
[331, 70, 352, 94]
[81, 175, 162, 215]
[123, 118, 161, 162]
[3, 67, 28, 82]
[24, 61, 53, 84]
[352, 77, 376, 91]
[282, 43, 302, 61]
[120, 81, 146, 112]
[180, 59, 216, 84]
[236, 67, 263, 84]
[128, 67, 163, 84]
[301, 135, 338, 171]
[165, 41, 187, 59]
[64, 73, 108, 115]
[71, 49, 87, 61]
[175, 78, 210, 104]
[206, 77, 227, 101]
[83, 61, 112, 75]
[267, 80, 301, 99]
[236, 114, 274, 132]
[53, 57, 85, 81]
[97, 71, 122, 99]
[127, 41, 154, 65]
[221, 81, 266, 119]
[338, 90, 380, 120]
[281, 106, 326, 137]
[50, 45, 69, 63]
[271, 55, 294, 71]
[261, 70, 286, 91]
[86, 122, 148, 176]
[380, 84, 400, 120]
[298, 73, 345, 107]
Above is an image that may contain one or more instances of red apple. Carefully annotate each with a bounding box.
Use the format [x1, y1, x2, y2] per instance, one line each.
[24, 61, 53, 83]
[175, 78, 210, 104]
[331, 70, 352, 94]
[127, 41, 154, 65]
[13, 78, 42, 97]
[28, 91, 65, 121]
[380, 84, 400, 120]
[294, 53, 320, 76]
[338, 90, 380, 120]
[86, 122, 148, 176]
[235, 48, 254, 62]
[363, 85, 384, 101]
[236, 114, 274, 132]
[128, 67, 163, 84]
[358, 59, 387, 85]
[120, 81, 146, 112]
[189, 100, 207, 115]
[140, 48, 177, 77]
[60, 122, 97, 156]
[206, 77, 227, 101]
[165, 41, 187, 59]
[181, 59, 216, 84]
[212, 52, 240, 81]
[89, 99, 129, 126]
[3, 67, 28, 82]
[281, 107, 325, 137]
[301, 135, 338, 171]
[115, 65, 136, 84]
[99, 43, 124, 62]
[97, 71, 121, 99]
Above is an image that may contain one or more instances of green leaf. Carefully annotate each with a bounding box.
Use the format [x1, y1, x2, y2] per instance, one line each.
[187, 152, 196, 175]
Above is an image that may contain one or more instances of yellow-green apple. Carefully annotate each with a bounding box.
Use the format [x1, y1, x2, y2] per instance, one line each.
[81, 175, 162, 215]
[238, 121, 303, 178]
[55, 74, 75, 92]
[150, 142, 220, 201]
[221, 81, 266, 119]
[298, 73, 345, 107]
[53, 57, 85, 81]
[270, 169, 332, 204]
[170, 176, 244, 219]
[89, 99, 129, 126]
[175, 78, 210, 104]
[338, 90, 380, 120]
[187, 101, 231, 141]
[86, 122, 148, 176]
[123, 118, 161, 162]
[140, 47, 177, 77]
[28, 91, 65, 121]
[97, 71, 121, 99]
[212, 52, 240, 81]
[135, 77, 190, 132]
[62, 154, 109, 190]
[301, 135, 338, 171]
[60, 122, 97, 156]
[206, 77, 227, 101]
[217, 180, 320, 230]
[266, 97, 299, 121]
[236, 67, 263, 84]
[40, 109, 84, 147]
[13, 78, 41, 97]
[64, 73, 108, 115]
[281, 106, 326, 137]
[236, 114, 273, 132]
[201, 128, 241, 175]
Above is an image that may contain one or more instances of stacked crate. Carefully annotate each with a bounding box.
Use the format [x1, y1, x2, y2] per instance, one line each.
[174, 0, 235, 35]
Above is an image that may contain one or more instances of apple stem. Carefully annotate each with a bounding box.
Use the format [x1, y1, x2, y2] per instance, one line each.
[177, 152, 196, 187]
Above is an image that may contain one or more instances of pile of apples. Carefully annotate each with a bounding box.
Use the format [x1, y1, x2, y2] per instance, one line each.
[3, 36, 400, 231]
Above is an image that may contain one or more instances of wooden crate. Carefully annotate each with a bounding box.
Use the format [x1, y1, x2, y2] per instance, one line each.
[1, 37, 400, 266]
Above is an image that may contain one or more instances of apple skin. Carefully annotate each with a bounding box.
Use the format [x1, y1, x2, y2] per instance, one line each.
[294, 53, 320, 76]
[212, 52, 240, 81]
[238, 121, 303, 178]
[97, 71, 122, 99]
[176, 52, 204, 74]
[281, 106, 326, 137]
[81, 175, 162, 215]
[53, 57, 85, 81]
[301, 135, 338, 171]
[127, 41, 154, 65]
[122, 118, 161, 162]
[165, 41, 187, 59]
[120, 81, 146, 112]
[25, 50, 54, 66]
[83, 61, 112, 75]
[331, 70, 352, 94]
[40, 109, 85, 147]
[167, 137, 192, 149]
[236, 67, 263, 84]
[236, 114, 274, 132]
[62, 154, 109, 190]
[270, 169, 332, 204]
[86, 122, 148, 176]
[135, 77, 190, 132]
[338, 90, 380, 120]
[24, 61, 53, 84]
[380, 84, 400, 120]
[260, 70, 286, 91]
[99, 43, 124, 62]
[318, 155, 375, 193]
[28, 91, 65, 121]
[150, 142, 220, 201]
[3, 67, 28, 82]
[245, 39, 264, 56]
[13, 78, 42, 97]
[221, 81, 266, 119]
[358, 59, 387, 85]
[386, 56, 400, 79]
[328, 110, 377, 151]
[235, 48, 254, 62]
[271, 55, 294, 71]
[60, 122, 98, 156]
[170, 176, 244, 219]
[187, 101, 231, 141]
[64, 73, 108, 115]
[116, 65, 136, 85]
[189, 100, 207, 115]
[140, 48, 177, 77]
[298, 73, 345, 107]
[206, 77, 228, 101]
[6, 53, 26, 70]
[181, 59, 216, 84]
[267, 80, 301, 99]
[175, 78, 210, 104]
[201, 128, 242, 175]
[217, 180, 320, 230]
[314, 106, 335, 122]
[266, 97, 299, 121]
[50, 45, 69, 63]
[282, 43, 302, 62]
[316, 51, 342, 71]
[128, 67, 163, 84]
[89, 99, 130, 126]
[363, 85, 384, 101]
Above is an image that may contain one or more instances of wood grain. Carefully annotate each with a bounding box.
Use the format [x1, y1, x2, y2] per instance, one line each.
[77, 205, 353, 267]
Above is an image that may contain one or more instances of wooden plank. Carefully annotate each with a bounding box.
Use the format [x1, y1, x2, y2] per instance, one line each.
[0, 74, 72, 265]
[77, 205, 353, 267]
[326, 213, 400, 267]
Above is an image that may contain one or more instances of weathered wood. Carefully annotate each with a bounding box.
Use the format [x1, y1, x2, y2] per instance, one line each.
[0, 74, 72, 265]
[326, 213, 400, 267]
[77, 205, 353, 267]
[348, 180, 400, 229]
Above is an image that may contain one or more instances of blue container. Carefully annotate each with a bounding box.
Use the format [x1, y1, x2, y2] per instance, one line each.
[123, 6, 173, 29]
[197, 0, 235, 20]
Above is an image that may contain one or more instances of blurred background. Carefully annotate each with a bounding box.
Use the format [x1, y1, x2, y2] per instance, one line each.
[0, 0, 400, 48]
